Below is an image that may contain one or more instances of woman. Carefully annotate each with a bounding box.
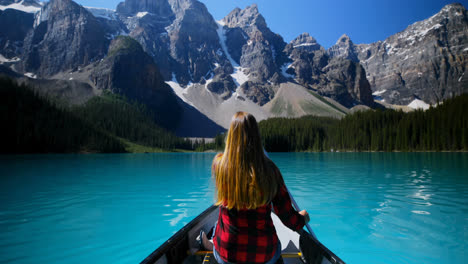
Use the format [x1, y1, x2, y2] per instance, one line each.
[204, 111, 310, 264]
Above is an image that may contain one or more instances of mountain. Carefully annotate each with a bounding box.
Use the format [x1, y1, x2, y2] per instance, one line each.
[331, 3, 468, 105]
[19, 0, 109, 77]
[328, 34, 359, 62]
[220, 4, 289, 105]
[0, 0, 466, 136]
[90, 36, 182, 130]
[116, 0, 228, 86]
[284, 33, 375, 108]
[289, 33, 322, 52]
[103, 1, 351, 128]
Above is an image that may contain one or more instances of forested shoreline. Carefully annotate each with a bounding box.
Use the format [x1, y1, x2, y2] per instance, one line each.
[1, 77, 466, 153]
[259, 94, 468, 152]
[0, 78, 202, 153]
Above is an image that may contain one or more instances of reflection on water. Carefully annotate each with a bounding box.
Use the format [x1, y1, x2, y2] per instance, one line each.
[0, 153, 467, 264]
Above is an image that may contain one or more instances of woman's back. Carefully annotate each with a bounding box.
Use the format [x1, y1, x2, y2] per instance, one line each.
[211, 112, 308, 264]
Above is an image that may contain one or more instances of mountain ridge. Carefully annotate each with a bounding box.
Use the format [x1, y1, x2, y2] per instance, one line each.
[0, 0, 466, 136]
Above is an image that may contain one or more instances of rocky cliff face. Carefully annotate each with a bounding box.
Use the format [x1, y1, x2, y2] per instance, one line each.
[321, 58, 374, 107]
[19, 0, 109, 77]
[334, 3, 468, 105]
[221, 4, 288, 105]
[116, 0, 230, 88]
[328, 34, 359, 62]
[284, 33, 375, 107]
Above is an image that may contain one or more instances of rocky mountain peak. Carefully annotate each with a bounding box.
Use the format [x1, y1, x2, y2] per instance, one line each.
[247, 3, 259, 13]
[114, 0, 223, 86]
[337, 34, 351, 44]
[327, 33, 359, 62]
[290, 32, 322, 51]
[223, 4, 267, 32]
[292, 33, 316, 43]
[402, 3, 467, 37]
[437, 3, 466, 17]
[33, 0, 101, 31]
[20, 0, 109, 77]
[35, 0, 84, 22]
[353, 3, 468, 105]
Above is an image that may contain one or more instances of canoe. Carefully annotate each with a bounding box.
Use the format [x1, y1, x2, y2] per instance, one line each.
[140, 205, 345, 264]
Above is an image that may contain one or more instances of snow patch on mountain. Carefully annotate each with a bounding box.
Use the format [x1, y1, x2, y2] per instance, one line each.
[413, 23, 442, 38]
[372, 89, 387, 101]
[166, 73, 195, 107]
[293, 43, 315, 48]
[136, 12, 148, 18]
[231, 67, 249, 86]
[216, 21, 249, 87]
[372, 89, 387, 96]
[0, 54, 20, 63]
[408, 99, 430, 110]
[24, 72, 37, 79]
[280, 63, 295, 79]
[0, 0, 40, 13]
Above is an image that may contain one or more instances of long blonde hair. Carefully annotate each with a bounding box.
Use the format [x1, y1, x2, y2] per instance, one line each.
[212, 112, 280, 210]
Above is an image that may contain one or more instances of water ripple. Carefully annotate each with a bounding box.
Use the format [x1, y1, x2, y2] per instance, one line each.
[0, 153, 466, 264]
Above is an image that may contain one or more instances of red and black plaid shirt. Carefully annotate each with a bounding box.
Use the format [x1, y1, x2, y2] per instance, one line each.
[213, 181, 305, 263]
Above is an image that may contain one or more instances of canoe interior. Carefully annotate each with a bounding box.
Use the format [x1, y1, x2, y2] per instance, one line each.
[140, 205, 345, 264]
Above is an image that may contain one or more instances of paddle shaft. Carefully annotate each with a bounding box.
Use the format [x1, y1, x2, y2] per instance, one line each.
[286, 187, 317, 240]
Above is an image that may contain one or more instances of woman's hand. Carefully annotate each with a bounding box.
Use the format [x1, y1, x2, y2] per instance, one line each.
[299, 210, 310, 224]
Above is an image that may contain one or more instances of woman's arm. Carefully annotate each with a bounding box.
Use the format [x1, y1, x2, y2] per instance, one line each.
[272, 181, 307, 232]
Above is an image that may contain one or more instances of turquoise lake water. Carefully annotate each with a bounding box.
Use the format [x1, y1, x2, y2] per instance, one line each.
[0, 153, 467, 264]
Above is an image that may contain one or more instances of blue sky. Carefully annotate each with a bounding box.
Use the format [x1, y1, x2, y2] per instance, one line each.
[69, 0, 466, 48]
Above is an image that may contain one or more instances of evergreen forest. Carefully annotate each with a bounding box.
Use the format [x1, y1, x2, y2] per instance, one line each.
[0, 78, 199, 153]
[259, 94, 468, 152]
[1, 77, 467, 153]
[0, 78, 124, 153]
